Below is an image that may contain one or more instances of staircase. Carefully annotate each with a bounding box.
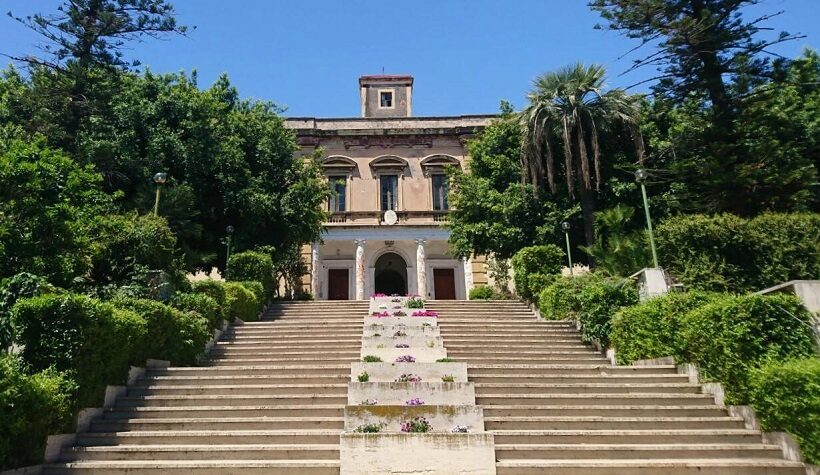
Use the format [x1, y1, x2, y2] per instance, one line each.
[42, 299, 805, 474]
[428, 299, 805, 475]
[44, 300, 367, 474]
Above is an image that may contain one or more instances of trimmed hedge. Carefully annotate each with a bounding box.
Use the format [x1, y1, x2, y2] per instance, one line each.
[576, 276, 638, 346]
[511, 244, 564, 301]
[611, 291, 722, 364]
[169, 292, 221, 329]
[226, 251, 275, 298]
[0, 354, 76, 471]
[0, 272, 61, 349]
[224, 282, 263, 322]
[11, 294, 146, 407]
[469, 285, 496, 300]
[191, 279, 228, 319]
[656, 212, 820, 293]
[236, 281, 265, 304]
[538, 274, 599, 320]
[112, 297, 210, 365]
[750, 358, 820, 464]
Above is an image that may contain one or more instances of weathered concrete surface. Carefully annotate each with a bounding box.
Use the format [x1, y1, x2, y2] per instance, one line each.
[340, 433, 496, 475]
[361, 335, 444, 348]
[348, 382, 475, 405]
[364, 316, 439, 327]
[350, 362, 468, 382]
[359, 346, 447, 363]
[344, 405, 485, 432]
[363, 324, 439, 337]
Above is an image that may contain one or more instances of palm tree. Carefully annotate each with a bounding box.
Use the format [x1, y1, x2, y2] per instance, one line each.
[520, 63, 644, 250]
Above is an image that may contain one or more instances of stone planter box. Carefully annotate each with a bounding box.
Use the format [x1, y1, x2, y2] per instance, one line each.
[344, 404, 485, 433]
[364, 316, 438, 327]
[362, 336, 444, 348]
[340, 433, 496, 475]
[348, 382, 476, 405]
[363, 324, 439, 337]
[360, 346, 447, 363]
[350, 362, 468, 383]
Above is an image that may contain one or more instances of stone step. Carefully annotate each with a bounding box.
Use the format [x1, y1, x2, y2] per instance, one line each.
[449, 356, 610, 364]
[115, 394, 347, 407]
[76, 430, 341, 446]
[140, 374, 350, 386]
[477, 393, 716, 406]
[482, 405, 727, 418]
[91, 417, 344, 431]
[206, 357, 361, 366]
[44, 460, 340, 474]
[106, 405, 343, 419]
[129, 384, 348, 396]
[490, 429, 765, 445]
[444, 338, 586, 344]
[211, 345, 362, 352]
[446, 344, 592, 351]
[448, 350, 603, 358]
[220, 335, 363, 342]
[439, 330, 583, 337]
[209, 349, 361, 357]
[467, 364, 676, 376]
[494, 459, 804, 475]
[471, 374, 690, 384]
[485, 416, 745, 430]
[61, 444, 339, 461]
[474, 383, 703, 395]
[494, 443, 784, 460]
[148, 365, 351, 377]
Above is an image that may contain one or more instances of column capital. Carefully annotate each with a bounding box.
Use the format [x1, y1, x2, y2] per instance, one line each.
[354, 239, 367, 246]
[415, 238, 427, 246]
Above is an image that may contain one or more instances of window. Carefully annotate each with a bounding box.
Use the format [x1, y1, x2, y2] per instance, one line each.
[328, 176, 346, 212]
[380, 175, 398, 211]
[432, 174, 449, 211]
[379, 91, 393, 108]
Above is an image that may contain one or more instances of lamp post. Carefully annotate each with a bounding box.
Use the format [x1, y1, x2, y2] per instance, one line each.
[561, 221, 574, 276]
[152, 172, 167, 216]
[224, 225, 235, 273]
[635, 169, 659, 268]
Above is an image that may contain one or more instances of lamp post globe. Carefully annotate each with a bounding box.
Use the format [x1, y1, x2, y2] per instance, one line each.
[635, 168, 648, 183]
[225, 225, 235, 235]
[152, 172, 167, 215]
[561, 221, 571, 232]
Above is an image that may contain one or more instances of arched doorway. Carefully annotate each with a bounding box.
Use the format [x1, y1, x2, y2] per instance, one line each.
[374, 252, 408, 295]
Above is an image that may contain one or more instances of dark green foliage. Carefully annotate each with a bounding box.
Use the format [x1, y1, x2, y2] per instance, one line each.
[169, 292, 220, 330]
[511, 245, 564, 302]
[223, 282, 262, 322]
[235, 281, 265, 304]
[656, 213, 820, 293]
[226, 251, 274, 299]
[681, 294, 815, 403]
[750, 358, 820, 464]
[538, 274, 601, 320]
[611, 291, 722, 364]
[0, 354, 76, 470]
[362, 355, 382, 363]
[191, 279, 227, 318]
[11, 294, 146, 407]
[581, 205, 651, 276]
[576, 276, 638, 346]
[0, 273, 61, 349]
[469, 285, 497, 300]
[112, 297, 209, 365]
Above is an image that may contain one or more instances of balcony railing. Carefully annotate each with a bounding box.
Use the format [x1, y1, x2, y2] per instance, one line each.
[325, 210, 450, 225]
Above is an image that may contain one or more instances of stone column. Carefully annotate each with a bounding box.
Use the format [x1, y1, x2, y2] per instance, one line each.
[463, 256, 474, 297]
[310, 242, 320, 298]
[355, 239, 366, 300]
[416, 239, 427, 298]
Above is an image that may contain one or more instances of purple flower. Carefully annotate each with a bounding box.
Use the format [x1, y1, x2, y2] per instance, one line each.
[395, 343, 410, 348]
[411, 310, 439, 317]
[395, 355, 416, 363]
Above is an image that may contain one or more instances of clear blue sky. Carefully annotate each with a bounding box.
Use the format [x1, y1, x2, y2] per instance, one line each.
[2, 0, 817, 117]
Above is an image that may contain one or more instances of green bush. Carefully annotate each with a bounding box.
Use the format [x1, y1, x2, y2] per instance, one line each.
[0, 273, 61, 349]
[538, 274, 600, 320]
[576, 276, 638, 346]
[656, 213, 820, 293]
[611, 291, 722, 364]
[224, 282, 262, 322]
[226, 251, 274, 298]
[113, 297, 210, 365]
[169, 292, 221, 329]
[236, 281, 265, 304]
[511, 244, 564, 301]
[191, 279, 227, 318]
[11, 294, 146, 407]
[0, 354, 76, 471]
[681, 293, 816, 403]
[469, 285, 496, 300]
[750, 358, 820, 464]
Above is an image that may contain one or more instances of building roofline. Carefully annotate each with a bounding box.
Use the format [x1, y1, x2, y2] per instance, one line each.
[285, 114, 498, 122]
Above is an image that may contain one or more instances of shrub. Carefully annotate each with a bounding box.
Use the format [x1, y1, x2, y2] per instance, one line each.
[611, 291, 722, 364]
[655, 213, 820, 293]
[469, 285, 496, 300]
[0, 354, 76, 471]
[511, 244, 564, 301]
[681, 293, 815, 403]
[223, 282, 263, 322]
[11, 294, 146, 407]
[169, 292, 221, 329]
[113, 297, 210, 366]
[362, 355, 382, 362]
[191, 279, 227, 318]
[538, 274, 600, 320]
[226, 251, 274, 298]
[750, 358, 820, 464]
[576, 276, 638, 346]
[236, 281, 265, 303]
[0, 273, 61, 349]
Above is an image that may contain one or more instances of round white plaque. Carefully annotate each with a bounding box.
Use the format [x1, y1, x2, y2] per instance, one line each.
[383, 210, 398, 225]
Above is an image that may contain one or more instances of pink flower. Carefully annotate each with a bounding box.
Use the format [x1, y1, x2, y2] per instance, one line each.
[411, 310, 438, 317]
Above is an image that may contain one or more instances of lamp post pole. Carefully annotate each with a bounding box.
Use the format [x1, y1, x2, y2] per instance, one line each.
[225, 225, 234, 274]
[152, 172, 168, 216]
[635, 169, 659, 268]
[561, 221, 574, 277]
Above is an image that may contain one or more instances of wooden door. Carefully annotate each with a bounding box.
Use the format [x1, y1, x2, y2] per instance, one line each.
[433, 268, 456, 300]
[328, 269, 349, 300]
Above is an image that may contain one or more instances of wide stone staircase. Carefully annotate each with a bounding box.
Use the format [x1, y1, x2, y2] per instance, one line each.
[41, 299, 806, 474]
[43, 300, 367, 474]
[428, 299, 805, 475]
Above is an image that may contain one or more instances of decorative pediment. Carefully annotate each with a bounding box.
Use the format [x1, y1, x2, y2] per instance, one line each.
[420, 154, 460, 176]
[370, 155, 409, 174]
[322, 156, 358, 174]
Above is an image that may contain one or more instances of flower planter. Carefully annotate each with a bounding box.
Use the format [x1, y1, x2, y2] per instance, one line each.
[348, 382, 476, 405]
[359, 346, 447, 363]
[349, 362, 468, 383]
[344, 405, 485, 433]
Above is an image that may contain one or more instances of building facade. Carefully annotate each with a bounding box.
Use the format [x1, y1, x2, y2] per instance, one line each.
[285, 75, 494, 300]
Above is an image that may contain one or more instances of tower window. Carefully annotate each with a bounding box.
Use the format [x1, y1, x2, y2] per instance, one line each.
[379, 91, 393, 108]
